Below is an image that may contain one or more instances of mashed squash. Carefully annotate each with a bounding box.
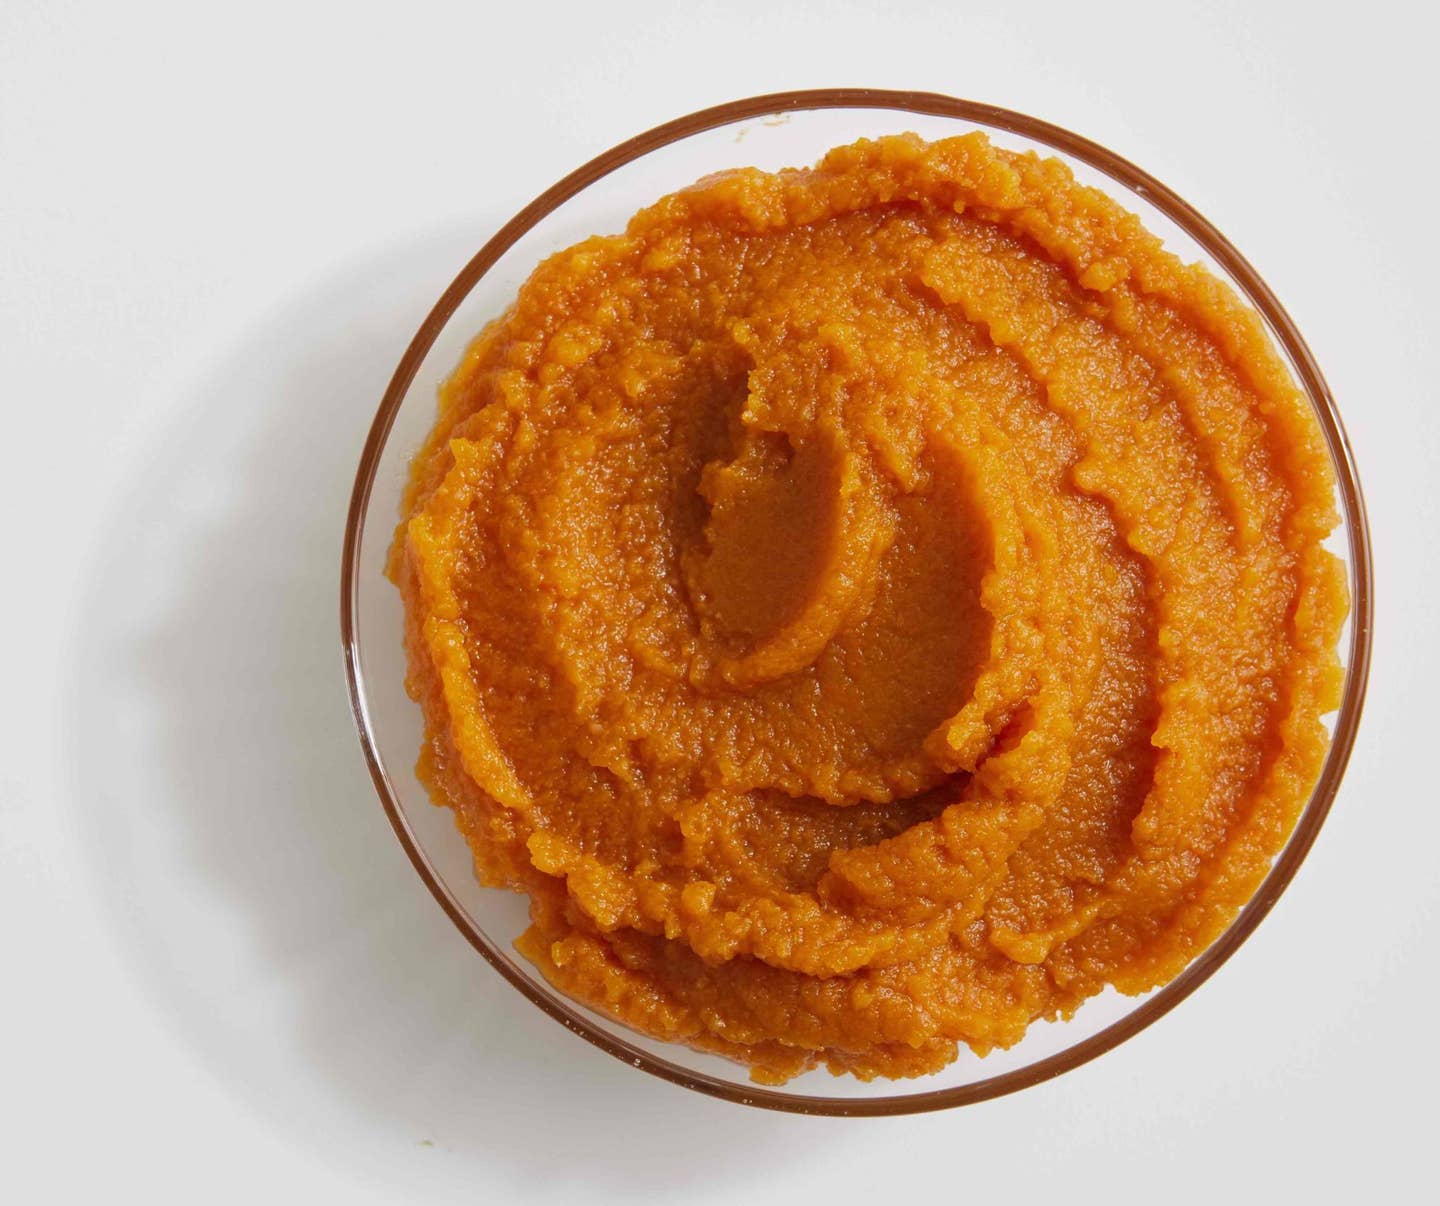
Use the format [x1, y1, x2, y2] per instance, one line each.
[392, 132, 1347, 1083]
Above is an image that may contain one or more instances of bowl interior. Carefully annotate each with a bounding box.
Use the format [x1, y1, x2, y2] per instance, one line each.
[343, 94, 1369, 1114]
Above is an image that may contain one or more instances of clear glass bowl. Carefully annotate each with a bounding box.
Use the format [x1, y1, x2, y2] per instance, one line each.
[341, 89, 1373, 1115]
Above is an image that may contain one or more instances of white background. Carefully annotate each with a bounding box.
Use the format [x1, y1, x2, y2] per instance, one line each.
[3, 1, 1437, 1201]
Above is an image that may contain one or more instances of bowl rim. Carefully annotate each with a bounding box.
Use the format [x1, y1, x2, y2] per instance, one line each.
[340, 87, 1374, 1116]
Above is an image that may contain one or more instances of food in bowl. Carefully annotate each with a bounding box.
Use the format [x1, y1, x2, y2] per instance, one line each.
[390, 132, 1347, 1083]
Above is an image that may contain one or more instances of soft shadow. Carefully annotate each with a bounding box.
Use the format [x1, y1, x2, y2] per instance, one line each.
[67, 233, 822, 1199]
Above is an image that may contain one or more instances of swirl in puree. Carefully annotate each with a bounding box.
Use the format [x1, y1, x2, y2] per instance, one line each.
[393, 133, 1347, 1082]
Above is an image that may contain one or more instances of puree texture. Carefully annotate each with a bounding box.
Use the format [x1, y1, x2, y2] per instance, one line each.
[392, 133, 1348, 1083]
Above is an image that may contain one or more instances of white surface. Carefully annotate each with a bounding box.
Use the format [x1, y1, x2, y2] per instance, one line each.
[1, 1, 1436, 1201]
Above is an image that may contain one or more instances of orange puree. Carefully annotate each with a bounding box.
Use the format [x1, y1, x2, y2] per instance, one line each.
[392, 133, 1348, 1083]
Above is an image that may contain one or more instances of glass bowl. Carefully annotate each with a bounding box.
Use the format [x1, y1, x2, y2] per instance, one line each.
[340, 89, 1373, 1115]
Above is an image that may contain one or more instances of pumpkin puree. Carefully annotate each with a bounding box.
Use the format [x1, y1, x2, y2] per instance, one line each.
[392, 133, 1348, 1083]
